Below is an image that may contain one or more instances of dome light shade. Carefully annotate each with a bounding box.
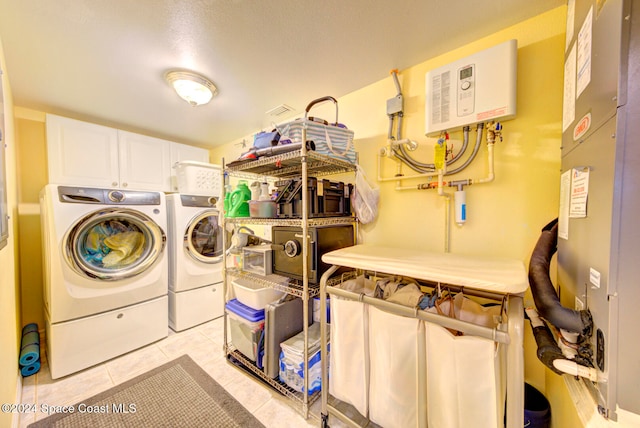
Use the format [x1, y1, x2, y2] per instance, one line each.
[165, 70, 217, 106]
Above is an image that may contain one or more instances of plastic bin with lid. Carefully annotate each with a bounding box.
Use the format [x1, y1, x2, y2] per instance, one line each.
[225, 299, 265, 367]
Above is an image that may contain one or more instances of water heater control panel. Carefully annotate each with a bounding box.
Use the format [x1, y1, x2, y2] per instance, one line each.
[425, 39, 517, 135]
[457, 64, 475, 117]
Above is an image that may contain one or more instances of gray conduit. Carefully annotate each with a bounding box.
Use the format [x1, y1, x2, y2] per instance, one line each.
[528, 219, 592, 335]
[386, 68, 475, 175]
[392, 126, 473, 174]
[446, 126, 470, 167]
[444, 123, 483, 176]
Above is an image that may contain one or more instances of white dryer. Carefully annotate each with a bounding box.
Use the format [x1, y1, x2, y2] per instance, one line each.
[166, 193, 224, 331]
[40, 184, 169, 379]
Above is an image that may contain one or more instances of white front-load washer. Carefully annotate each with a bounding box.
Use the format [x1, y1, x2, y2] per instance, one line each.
[40, 184, 169, 378]
[166, 193, 224, 331]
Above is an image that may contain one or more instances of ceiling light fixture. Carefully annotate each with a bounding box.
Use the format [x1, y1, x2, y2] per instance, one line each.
[165, 70, 217, 106]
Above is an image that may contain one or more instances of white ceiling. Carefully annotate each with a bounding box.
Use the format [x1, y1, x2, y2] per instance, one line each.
[0, 0, 564, 148]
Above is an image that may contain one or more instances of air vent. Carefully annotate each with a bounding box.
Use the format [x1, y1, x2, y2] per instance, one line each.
[266, 104, 295, 117]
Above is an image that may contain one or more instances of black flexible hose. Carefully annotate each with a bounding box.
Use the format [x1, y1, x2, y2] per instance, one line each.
[527, 317, 566, 375]
[528, 219, 593, 335]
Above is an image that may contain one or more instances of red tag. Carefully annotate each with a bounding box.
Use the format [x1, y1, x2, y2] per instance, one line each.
[573, 113, 591, 141]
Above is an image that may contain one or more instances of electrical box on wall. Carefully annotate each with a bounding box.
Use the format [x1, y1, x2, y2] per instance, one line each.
[425, 39, 518, 136]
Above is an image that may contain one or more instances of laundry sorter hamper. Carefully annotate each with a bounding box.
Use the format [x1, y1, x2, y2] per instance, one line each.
[318, 244, 527, 428]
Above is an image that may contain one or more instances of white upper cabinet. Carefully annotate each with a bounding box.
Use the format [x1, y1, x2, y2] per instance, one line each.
[169, 142, 210, 192]
[46, 114, 209, 192]
[117, 130, 172, 191]
[46, 114, 120, 188]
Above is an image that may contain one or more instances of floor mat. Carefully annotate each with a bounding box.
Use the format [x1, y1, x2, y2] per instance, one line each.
[28, 354, 265, 428]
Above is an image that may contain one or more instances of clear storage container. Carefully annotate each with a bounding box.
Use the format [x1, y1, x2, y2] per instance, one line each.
[241, 245, 273, 277]
[225, 299, 265, 366]
[248, 200, 277, 218]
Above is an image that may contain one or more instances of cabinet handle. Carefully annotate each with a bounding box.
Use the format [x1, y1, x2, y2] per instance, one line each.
[112, 182, 118, 187]
[122, 182, 128, 187]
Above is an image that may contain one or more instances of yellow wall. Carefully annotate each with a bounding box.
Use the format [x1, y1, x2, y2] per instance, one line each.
[0, 37, 22, 428]
[15, 109, 47, 328]
[212, 6, 583, 427]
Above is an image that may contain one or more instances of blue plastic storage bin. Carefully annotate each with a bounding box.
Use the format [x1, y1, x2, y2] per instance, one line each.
[225, 299, 265, 367]
[226, 298, 266, 321]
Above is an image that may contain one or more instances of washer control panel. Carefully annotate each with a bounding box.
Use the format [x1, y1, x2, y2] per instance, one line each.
[108, 190, 126, 203]
[57, 186, 162, 205]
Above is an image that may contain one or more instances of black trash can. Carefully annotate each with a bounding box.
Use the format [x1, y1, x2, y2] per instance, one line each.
[524, 383, 551, 428]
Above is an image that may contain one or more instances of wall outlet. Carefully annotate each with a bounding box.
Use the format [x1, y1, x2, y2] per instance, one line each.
[575, 296, 585, 310]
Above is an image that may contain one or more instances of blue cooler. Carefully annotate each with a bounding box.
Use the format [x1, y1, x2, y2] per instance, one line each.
[225, 299, 265, 368]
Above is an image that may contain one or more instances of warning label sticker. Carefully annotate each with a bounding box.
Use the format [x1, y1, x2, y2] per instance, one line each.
[476, 107, 508, 121]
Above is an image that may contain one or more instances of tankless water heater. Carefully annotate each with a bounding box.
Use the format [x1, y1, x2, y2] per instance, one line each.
[425, 39, 517, 135]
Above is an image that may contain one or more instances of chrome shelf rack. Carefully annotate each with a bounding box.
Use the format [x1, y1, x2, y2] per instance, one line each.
[222, 143, 357, 420]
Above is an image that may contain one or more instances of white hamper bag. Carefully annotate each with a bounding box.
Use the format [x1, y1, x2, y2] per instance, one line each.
[369, 306, 426, 428]
[424, 296, 504, 428]
[330, 296, 369, 417]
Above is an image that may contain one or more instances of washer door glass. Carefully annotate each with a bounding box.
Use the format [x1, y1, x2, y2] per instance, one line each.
[185, 210, 223, 264]
[64, 208, 166, 281]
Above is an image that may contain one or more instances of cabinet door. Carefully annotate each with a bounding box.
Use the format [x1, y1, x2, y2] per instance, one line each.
[46, 114, 120, 187]
[169, 142, 210, 192]
[118, 131, 172, 191]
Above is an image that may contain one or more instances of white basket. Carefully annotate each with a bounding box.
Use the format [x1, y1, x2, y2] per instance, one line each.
[232, 276, 284, 310]
[174, 161, 221, 197]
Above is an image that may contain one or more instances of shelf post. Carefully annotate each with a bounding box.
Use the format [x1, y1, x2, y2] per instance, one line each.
[301, 119, 310, 417]
[221, 157, 229, 355]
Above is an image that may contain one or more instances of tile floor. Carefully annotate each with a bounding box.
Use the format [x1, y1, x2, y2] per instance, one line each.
[18, 317, 344, 428]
